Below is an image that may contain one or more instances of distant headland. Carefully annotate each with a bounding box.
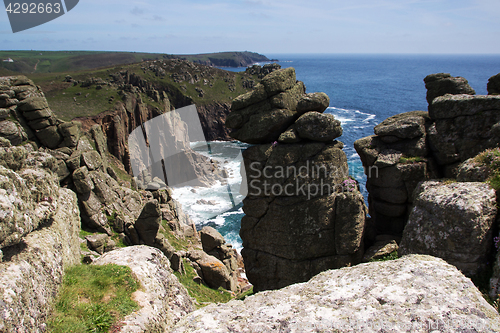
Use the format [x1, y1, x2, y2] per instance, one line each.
[0, 50, 275, 74]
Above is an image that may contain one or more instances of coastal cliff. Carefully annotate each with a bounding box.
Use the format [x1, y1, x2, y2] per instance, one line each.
[2, 67, 500, 331]
[0, 75, 243, 331]
[41, 60, 278, 172]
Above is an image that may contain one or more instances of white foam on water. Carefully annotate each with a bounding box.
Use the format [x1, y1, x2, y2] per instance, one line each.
[171, 141, 246, 226]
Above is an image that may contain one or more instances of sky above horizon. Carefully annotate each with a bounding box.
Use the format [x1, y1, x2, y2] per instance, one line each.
[0, 0, 499, 55]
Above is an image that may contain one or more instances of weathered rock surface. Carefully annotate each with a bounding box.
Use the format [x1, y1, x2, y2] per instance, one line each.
[429, 94, 500, 119]
[188, 250, 233, 291]
[241, 190, 366, 292]
[399, 181, 497, 276]
[356, 74, 500, 236]
[295, 111, 342, 141]
[456, 157, 491, 182]
[172, 255, 500, 333]
[0, 146, 60, 248]
[0, 188, 80, 332]
[93, 246, 195, 332]
[200, 226, 225, 252]
[230, 68, 367, 292]
[198, 226, 239, 292]
[487, 72, 500, 95]
[134, 200, 162, 246]
[227, 68, 334, 144]
[0, 120, 27, 146]
[424, 73, 475, 105]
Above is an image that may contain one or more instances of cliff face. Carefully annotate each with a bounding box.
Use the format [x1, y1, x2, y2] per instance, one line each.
[172, 51, 271, 68]
[63, 60, 276, 171]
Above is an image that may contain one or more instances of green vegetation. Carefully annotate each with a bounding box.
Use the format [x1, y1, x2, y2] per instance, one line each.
[369, 251, 399, 262]
[159, 220, 198, 251]
[0, 50, 269, 74]
[174, 258, 233, 307]
[26, 57, 259, 121]
[47, 264, 139, 333]
[473, 148, 500, 191]
[399, 156, 424, 164]
[236, 287, 254, 301]
[442, 178, 457, 185]
[0, 50, 163, 74]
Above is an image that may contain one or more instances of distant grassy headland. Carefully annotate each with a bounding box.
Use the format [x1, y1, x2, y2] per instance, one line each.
[0, 50, 272, 75]
[24, 57, 262, 121]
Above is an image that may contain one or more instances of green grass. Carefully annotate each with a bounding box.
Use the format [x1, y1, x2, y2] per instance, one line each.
[25, 58, 258, 121]
[159, 220, 198, 251]
[0, 50, 162, 74]
[40, 80, 122, 121]
[236, 287, 254, 301]
[0, 50, 268, 74]
[174, 258, 233, 307]
[47, 264, 139, 333]
[369, 251, 399, 262]
[399, 156, 424, 164]
[473, 148, 500, 190]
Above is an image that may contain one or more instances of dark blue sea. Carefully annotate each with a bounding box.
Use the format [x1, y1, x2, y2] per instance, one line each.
[172, 54, 500, 249]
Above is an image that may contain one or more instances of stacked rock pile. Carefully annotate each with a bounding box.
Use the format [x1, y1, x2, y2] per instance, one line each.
[226, 68, 367, 292]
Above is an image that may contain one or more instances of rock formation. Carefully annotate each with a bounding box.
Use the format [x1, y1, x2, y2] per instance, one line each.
[190, 226, 240, 292]
[355, 73, 500, 235]
[227, 67, 367, 292]
[93, 246, 195, 332]
[0, 146, 81, 332]
[171, 255, 500, 333]
[399, 181, 497, 276]
[423, 72, 475, 106]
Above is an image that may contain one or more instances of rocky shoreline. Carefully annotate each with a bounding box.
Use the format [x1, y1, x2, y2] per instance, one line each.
[1, 67, 500, 331]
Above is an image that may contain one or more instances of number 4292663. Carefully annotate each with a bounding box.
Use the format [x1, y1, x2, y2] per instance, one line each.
[6, 2, 62, 14]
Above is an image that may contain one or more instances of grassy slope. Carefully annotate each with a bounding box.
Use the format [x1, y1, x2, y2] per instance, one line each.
[28, 59, 258, 121]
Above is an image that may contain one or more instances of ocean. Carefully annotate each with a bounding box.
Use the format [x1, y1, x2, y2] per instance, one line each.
[171, 54, 500, 250]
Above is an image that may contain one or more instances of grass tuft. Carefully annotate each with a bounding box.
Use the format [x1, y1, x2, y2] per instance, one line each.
[47, 264, 139, 333]
[473, 147, 500, 190]
[174, 258, 233, 307]
[369, 251, 399, 262]
[399, 155, 424, 164]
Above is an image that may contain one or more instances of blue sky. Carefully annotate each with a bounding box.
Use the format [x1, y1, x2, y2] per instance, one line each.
[0, 0, 499, 54]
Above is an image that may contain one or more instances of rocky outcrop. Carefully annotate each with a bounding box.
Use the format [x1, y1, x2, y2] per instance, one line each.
[196, 226, 239, 292]
[93, 246, 195, 332]
[355, 111, 436, 235]
[355, 73, 500, 235]
[172, 255, 500, 333]
[227, 67, 367, 292]
[0, 187, 81, 332]
[487, 73, 500, 95]
[423, 73, 475, 106]
[399, 181, 497, 276]
[0, 146, 60, 248]
[245, 63, 281, 79]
